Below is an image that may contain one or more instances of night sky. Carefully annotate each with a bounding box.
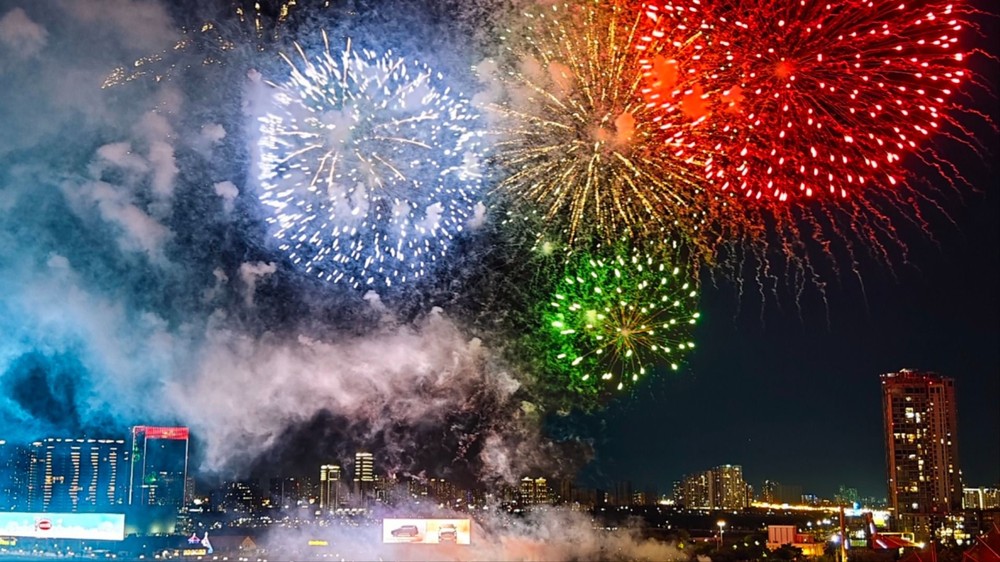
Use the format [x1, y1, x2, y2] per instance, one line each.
[584, 183, 1000, 499]
[582, 18, 1000, 495]
[0, 0, 996, 506]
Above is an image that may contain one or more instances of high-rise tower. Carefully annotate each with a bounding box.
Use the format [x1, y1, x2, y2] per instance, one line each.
[26, 438, 129, 512]
[129, 426, 189, 508]
[319, 464, 342, 510]
[712, 465, 749, 510]
[0, 440, 30, 511]
[353, 452, 374, 503]
[881, 369, 962, 539]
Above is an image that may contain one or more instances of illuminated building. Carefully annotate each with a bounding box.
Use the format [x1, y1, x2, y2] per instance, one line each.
[372, 474, 399, 504]
[675, 466, 750, 509]
[406, 477, 461, 504]
[353, 452, 373, 503]
[407, 478, 428, 499]
[982, 488, 1000, 509]
[964, 487, 1000, 510]
[216, 480, 260, 513]
[760, 480, 778, 503]
[0, 441, 29, 510]
[269, 477, 308, 509]
[319, 464, 342, 510]
[519, 477, 549, 506]
[675, 471, 712, 508]
[129, 426, 189, 508]
[713, 465, 749, 509]
[881, 369, 963, 540]
[184, 475, 196, 505]
[26, 437, 129, 512]
[127, 426, 189, 535]
[429, 478, 457, 503]
[836, 485, 860, 506]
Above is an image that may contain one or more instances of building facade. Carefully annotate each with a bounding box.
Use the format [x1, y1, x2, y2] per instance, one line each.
[675, 466, 749, 509]
[881, 370, 963, 539]
[129, 426, 189, 508]
[713, 465, 749, 509]
[353, 452, 374, 503]
[319, 464, 342, 510]
[27, 437, 129, 512]
[964, 487, 1000, 510]
[676, 470, 713, 508]
[269, 476, 313, 509]
[0, 441, 30, 511]
[519, 477, 549, 506]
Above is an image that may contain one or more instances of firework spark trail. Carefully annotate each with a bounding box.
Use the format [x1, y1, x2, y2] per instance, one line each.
[643, 0, 981, 203]
[633, 0, 990, 311]
[488, 0, 716, 256]
[100, 1, 331, 89]
[524, 241, 699, 405]
[256, 31, 487, 290]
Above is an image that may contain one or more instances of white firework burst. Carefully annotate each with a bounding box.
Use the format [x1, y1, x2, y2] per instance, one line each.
[257, 32, 486, 289]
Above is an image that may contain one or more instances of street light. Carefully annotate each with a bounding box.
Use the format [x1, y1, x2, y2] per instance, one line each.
[717, 520, 726, 549]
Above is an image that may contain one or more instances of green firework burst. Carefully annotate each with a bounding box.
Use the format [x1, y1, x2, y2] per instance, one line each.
[533, 243, 700, 398]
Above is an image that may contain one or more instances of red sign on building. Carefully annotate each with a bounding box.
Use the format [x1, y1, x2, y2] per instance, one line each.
[134, 426, 189, 440]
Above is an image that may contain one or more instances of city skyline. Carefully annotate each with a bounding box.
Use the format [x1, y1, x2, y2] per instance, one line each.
[1, 399, 995, 506]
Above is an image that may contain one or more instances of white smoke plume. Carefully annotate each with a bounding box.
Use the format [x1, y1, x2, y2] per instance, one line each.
[0, 0, 589, 504]
[0, 8, 47, 59]
[255, 504, 688, 562]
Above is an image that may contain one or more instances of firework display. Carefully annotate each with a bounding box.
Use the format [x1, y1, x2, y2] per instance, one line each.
[101, 1, 307, 88]
[526, 242, 699, 398]
[256, 32, 487, 289]
[641, 0, 976, 204]
[242, 0, 983, 405]
[489, 0, 714, 250]
[94, 0, 986, 409]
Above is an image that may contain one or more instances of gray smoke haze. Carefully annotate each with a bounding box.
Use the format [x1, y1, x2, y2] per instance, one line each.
[0, 0, 588, 490]
[257, 504, 689, 561]
[0, 2, 721, 559]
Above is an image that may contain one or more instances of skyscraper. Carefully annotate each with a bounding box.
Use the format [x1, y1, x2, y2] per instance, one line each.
[712, 465, 749, 510]
[129, 426, 189, 508]
[26, 438, 129, 512]
[881, 369, 963, 538]
[319, 464, 342, 510]
[675, 466, 749, 509]
[353, 452, 374, 503]
[519, 477, 549, 506]
[676, 470, 713, 508]
[0, 440, 29, 511]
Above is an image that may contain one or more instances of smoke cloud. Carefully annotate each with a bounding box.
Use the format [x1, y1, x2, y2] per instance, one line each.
[0, 0, 594, 490]
[255, 505, 689, 561]
[0, 8, 47, 59]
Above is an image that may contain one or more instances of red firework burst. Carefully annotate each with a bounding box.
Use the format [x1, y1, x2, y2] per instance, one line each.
[640, 0, 978, 204]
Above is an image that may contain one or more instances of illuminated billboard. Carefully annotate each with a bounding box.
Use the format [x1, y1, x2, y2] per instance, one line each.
[134, 426, 189, 440]
[382, 518, 471, 545]
[0, 512, 125, 541]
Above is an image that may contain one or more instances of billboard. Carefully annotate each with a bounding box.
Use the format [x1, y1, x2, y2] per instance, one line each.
[382, 518, 471, 545]
[133, 426, 189, 440]
[0, 512, 126, 541]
